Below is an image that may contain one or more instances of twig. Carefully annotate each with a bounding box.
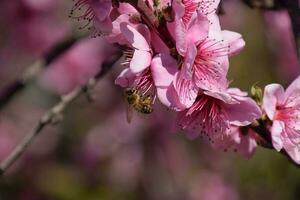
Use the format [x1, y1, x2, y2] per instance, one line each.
[0, 52, 122, 176]
[249, 121, 300, 167]
[0, 36, 81, 110]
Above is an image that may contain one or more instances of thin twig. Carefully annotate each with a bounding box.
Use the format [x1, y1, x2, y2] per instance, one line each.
[0, 36, 81, 110]
[249, 121, 300, 167]
[0, 53, 122, 176]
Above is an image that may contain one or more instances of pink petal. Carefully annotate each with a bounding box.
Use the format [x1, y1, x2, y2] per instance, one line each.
[172, 0, 185, 18]
[227, 88, 248, 97]
[262, 84, 285, 120]
[120, 23, 150, 51]
[209, 28, 223, 41]
[200, 0, 220, 15]
[225, 96, 262, 126]
[105, 14, 130, 44]
[284, 142, 300, 164]
[130, 50, 152, 73]
[151, 54, 177, 87]
[156, 86, 185, 111]
[237, 129, 257, 159]
[175, 19, 187, 55]
[182, 44, 197, 79]
[204, 90, 236, 104]
[118, 2, 137, 14]
[186, 12, 209, 45]
[222, 30, 245, 56]
[285, 75, 300, 100]
[115, 68, 136, 87]
[173, 72, 198, 107]
[208, 14, 221, 32]
[270, 120, 284, 151]
[136, 24, 151, 45]
[211, 127, 237, 151]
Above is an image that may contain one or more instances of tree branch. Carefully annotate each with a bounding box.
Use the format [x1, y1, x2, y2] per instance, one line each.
[0, 52, 122, 176]
[0, 36, 81, 110]
[249, 121, 300, 167]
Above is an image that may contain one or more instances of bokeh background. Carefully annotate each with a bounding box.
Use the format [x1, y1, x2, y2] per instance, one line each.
[0, 0, 300, 199]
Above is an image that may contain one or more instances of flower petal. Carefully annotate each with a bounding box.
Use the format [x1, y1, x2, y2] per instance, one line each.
[173, 72, 198, 107]
[222, 30, 245, 56]
[115, 68, 136, 87]
[130, 50, 152, 73]
[120, 23, 150, 51]
[172, 0, 185, 18]
[151, 54, 177, 87]
[225, 96, 262, 126]
[186, 12, 209, 45]
[270, 120, 284, 151]
[199, 0, 220, 16]
[174, 19, 187, 55]
[156, 85, 185, 111]
[284, 141, 300, 164]
[182, 44, 197, 79]
[204, 90, 236, 104]
[237, 129, 257, 159]
[285, 75, 300, 103]
[262, 84, 285, 120]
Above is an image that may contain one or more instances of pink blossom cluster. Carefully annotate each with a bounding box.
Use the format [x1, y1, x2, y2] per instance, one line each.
[70, 0, 300, 164]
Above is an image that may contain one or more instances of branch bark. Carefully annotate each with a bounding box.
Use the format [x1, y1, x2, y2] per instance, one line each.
[0, 52, 122, 176]
[0, 36, 81, 110]
[249, 120, 300, 167]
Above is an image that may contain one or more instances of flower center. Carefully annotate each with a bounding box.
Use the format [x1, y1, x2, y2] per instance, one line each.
[178, 94, 229, 142]
[182, 0, 199, 25]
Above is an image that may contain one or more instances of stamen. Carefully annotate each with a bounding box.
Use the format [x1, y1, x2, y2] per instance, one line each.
[178, 94, 229, 142]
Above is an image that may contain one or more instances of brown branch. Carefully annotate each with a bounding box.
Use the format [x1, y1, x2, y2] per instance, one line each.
[0, 36, 81, 110]
[249, 120, 300, 167]
[0, 52, 122, 176]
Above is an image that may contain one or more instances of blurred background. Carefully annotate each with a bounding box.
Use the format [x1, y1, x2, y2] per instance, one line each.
[0, 0, 300, 199]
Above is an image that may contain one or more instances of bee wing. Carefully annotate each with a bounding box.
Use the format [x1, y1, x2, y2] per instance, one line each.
[126, 105, 134, 124]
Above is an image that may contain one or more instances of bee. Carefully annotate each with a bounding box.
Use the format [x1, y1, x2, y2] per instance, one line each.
[124, 88, 153, 123]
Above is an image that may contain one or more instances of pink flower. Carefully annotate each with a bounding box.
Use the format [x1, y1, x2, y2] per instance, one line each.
[115, 23, 155, 97]
[176, 88, 261, 141]
[119, 23, 152, 73]
[212, 126, 258, 159]
[151, 55, 261, 140]
[262, 76, 300, 164]
[115, 68, 155, 98]
[168, 6, 245, 107]
[172, 0, 220, 27]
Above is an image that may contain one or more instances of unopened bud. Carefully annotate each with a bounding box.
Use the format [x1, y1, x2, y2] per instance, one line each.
[251, 84, 263, 105]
